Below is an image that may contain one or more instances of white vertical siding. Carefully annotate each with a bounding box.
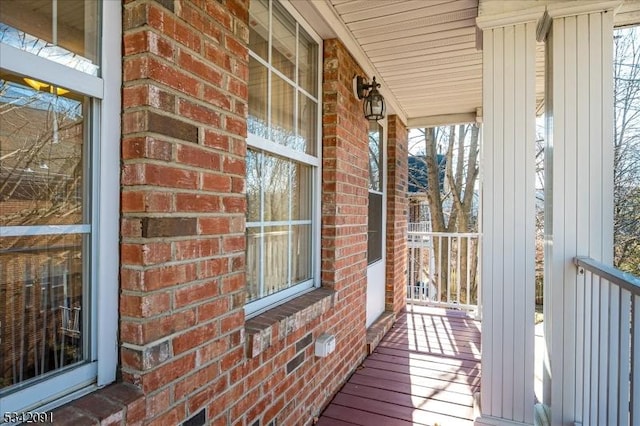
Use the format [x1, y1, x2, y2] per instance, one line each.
[545, 9, 615, 426]
[481, 20, 536, 425]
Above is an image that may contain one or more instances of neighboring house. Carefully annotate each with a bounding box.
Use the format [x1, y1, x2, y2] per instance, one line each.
[0, 1, 638, 426]
[407, 154, 445, 228]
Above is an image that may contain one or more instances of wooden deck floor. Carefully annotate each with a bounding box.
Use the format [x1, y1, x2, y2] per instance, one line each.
[318, 306, 481, 426]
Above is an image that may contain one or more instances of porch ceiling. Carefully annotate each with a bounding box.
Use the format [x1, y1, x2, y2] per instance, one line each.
[294, 0, 640, 128]
[329, 0, 482, 126]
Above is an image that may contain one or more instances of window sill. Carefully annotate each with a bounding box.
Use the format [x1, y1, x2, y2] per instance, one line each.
[50, 383, 145, 425]
[245, 288, 336, 358]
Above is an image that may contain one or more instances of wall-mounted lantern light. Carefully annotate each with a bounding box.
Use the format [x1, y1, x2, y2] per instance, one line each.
[354, 75, 386, 121]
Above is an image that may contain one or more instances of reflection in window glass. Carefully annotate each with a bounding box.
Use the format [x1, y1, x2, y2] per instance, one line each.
[271, 73, 295, 147]
[0, 0, 99, 75]
[291, 162, 311, 220]
[263, 225, 288, 296]
[245, 150, 313, 302]
[246, 150, 261, 222]
[298, 94, 317, 155]
[298, 28, 317, 97]
[246, 227, 261, 301]
[0, 233, 87, 389]
[248, 57, 268, 138]
[248, 0, 268, 61]
[291, 225, 311, 284]
[369, 122, 382, 192]
[0, 72, 87, 227]
[271, 2, 296, 80]
[263, 155, 290, 222]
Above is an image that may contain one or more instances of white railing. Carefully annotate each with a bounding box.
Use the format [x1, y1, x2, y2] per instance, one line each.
[408, 222, 431, 233]
[573, 257, 640, 425]
[407, 230, 481, 314]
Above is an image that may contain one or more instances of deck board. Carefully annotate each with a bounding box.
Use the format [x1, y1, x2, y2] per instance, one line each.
[319, 306, 481, 425]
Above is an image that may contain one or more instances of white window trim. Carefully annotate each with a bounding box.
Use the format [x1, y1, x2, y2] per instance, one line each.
[0, 0, 120, 414]
[245, 0, 323, 318]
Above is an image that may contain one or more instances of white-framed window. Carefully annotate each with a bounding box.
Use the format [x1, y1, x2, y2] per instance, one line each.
[246, 0, 322, 317]
[367, 121, 385, 265]
[0, 0, 120, 415]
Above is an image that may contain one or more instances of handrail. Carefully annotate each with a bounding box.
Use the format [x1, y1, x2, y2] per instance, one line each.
[408, 230, 482, 238]
[574, 256, 640, 295]
[572, 255, 639, 425]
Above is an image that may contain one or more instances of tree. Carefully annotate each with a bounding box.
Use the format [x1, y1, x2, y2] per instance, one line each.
[614, 26, 640, 275]
[408, 124, 480, 303]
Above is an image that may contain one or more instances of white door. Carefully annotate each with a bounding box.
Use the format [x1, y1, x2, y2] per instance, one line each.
[366, 120, 386, 328]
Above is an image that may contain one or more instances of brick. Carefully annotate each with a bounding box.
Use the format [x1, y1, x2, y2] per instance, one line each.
[122, 340, 171, 371]
[178, 99, 221, 127]
[197, 297, 230, 322]
[222, 235, 245, 253]
[201, 173, 232, 192]
[50, 406, 98, 426]
[178, 50, 223, 86]
[222, 156, 244, 175]
[142, 353, 196, 393]
[203, 85, 232, 110]
[175, 364, 223, 402]
[175, 281, 219, 308]
[220, 310, 244, 334]
[142, 217, 197, 238]
[198, 217, 230, 235]
[143, 263, 197, 291]
[148, 111, 199, 143]
[141, 242, 173, 265]
[72, 394, 124, 424]
[176, 193, 221, 212]
[202, 131, 229, 150]
[177, 144, 221, 170]
[174, 239, 220, 260]
[144, 164, 199, 189]
[146, 388, 171, 418]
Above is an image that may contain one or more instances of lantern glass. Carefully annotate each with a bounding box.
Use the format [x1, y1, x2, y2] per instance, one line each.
[364, 90, 385, 120]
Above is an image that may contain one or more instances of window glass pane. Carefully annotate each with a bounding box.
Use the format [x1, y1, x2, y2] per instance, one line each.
[0, 233, 87, 390]
[0, 72, 87, 226]
[291, 224, 311, 284]
[0, 0, 100, 75]
[298, 28, 317, 97]
[291, 162, 311, 221]
[271, 2, 295, 80]
[248, 0, 268, 61]
[246, 150, 261, 222]
[263, 225, 288, 296]
[297, 93, 316, 156]
[369, 122, 382, 192]
[270, 73, 294, 148]
[263, 155, 290, 222]
[248, 57, 268, 139]
[246, 227, 261, 302]
[367, 192, 383, 265]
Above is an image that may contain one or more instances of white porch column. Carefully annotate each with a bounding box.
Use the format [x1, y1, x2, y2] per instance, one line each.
[543, 2, 618, 425]
[476, 10, 539, 426]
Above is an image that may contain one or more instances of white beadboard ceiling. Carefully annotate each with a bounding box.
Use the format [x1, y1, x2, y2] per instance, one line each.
[328, 0, 484, 126]
[295, 0, 640, 128]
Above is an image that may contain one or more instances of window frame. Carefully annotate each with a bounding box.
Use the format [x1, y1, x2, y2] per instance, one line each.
[367, 119, 387, 266]
[245, 0, 323, 317]
[0, 0, 120, 413]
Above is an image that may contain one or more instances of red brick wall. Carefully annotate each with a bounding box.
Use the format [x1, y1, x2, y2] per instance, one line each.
[385, 115, 409, 315]
[119, 1, 373, 425]
[121, 0, 248, 424]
